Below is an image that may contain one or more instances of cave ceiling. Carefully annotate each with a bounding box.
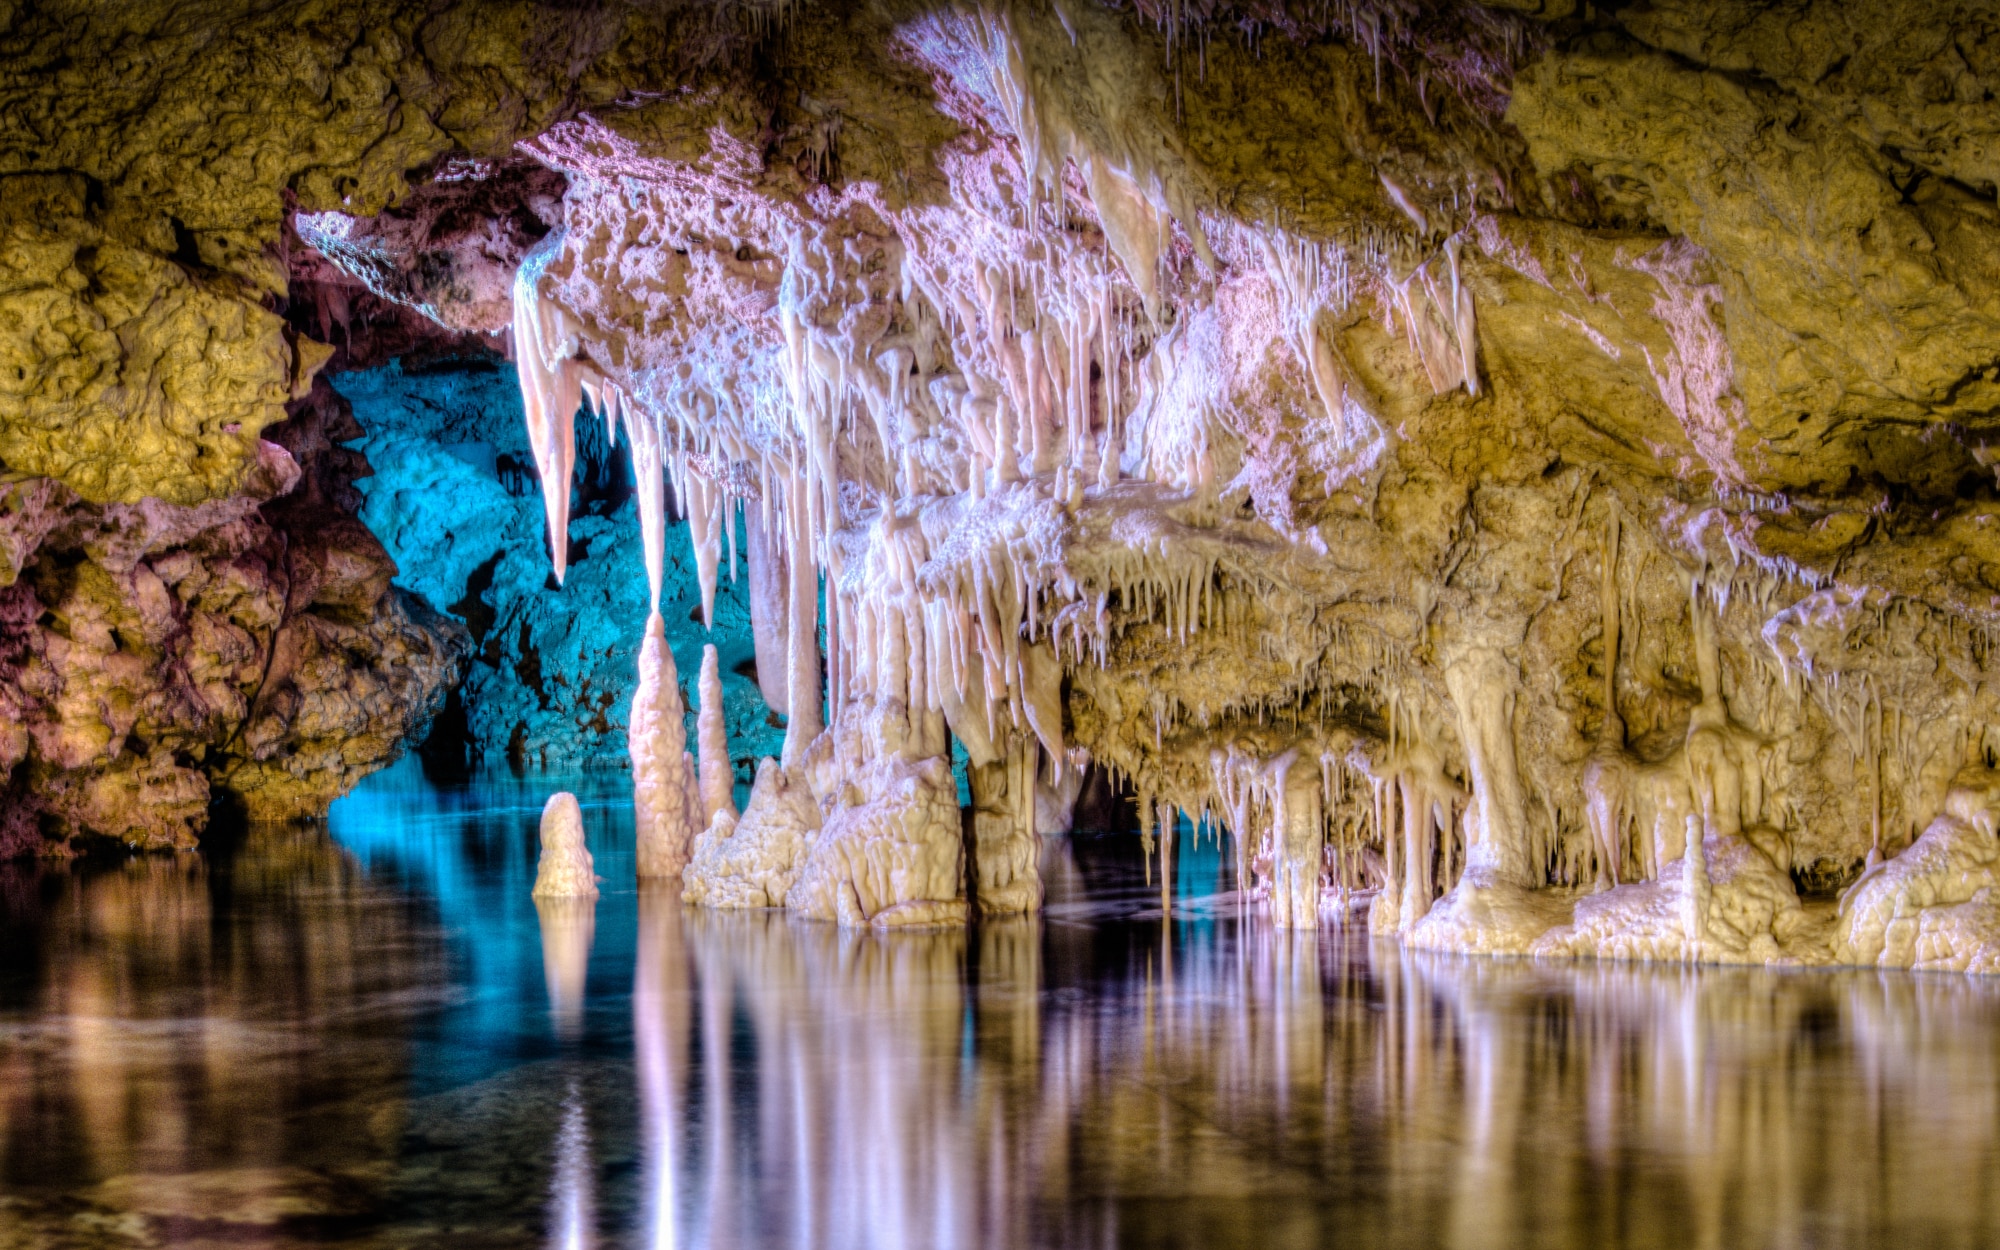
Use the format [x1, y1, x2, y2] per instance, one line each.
[8, 0, 2000, 967]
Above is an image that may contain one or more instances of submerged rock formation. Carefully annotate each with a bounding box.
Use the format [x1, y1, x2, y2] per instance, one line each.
[15, 0, 2000, 969]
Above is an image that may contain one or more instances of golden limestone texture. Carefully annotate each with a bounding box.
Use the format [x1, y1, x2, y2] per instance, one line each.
[17, 1, 2000, 970]
[0, 0, 668, 844]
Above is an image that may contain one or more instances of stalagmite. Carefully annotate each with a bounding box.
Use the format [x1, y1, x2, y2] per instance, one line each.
[970, 736, 1042, 915]
[307, 3, 2000, 976]
[697, 644, 737, 826]
[632, 612, 699, 879]
[1397, 743, 1456, 934]
[682, 759, 816, 909]
[533, 792, 598, 898]
[1681, 814, 1710, 944]
[1269, 752, 1324, 930]
[1443, 647, 1533, 890]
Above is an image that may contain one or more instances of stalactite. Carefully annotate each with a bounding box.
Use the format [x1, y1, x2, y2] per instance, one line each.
[512, 231, 582, 584]
[686, 464, 723, 630]
[1442, 646, 1533, 890]
[781, 473, 823, 767]
[1584, 509, 1632, 890]
[456, 11, 2000, 972]
[628, 404, 668, 612]
[745, 501, 791, 715]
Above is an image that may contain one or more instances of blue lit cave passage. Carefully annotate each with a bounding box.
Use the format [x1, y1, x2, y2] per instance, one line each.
[333, 360, 782, 778]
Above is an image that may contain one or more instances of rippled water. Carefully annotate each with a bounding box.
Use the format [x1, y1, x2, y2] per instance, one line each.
[3, 762, 1999, 1248]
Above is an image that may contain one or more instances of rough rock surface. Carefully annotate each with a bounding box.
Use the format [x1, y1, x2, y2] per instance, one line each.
[682, 758, 818, 910]
[0, 378, 465, 853]
[0, 0, 698, 505]
[18, 1, 2000, 968]
[297, 0, 2000, 960]
[0, 0, 706, 851]
[332, 359, 782, 771]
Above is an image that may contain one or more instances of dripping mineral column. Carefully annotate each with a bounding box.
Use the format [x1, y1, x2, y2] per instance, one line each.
[1270, 753, 1325, 929]
[1442, 646, 1534, 890]
[780, 474, 822, 767]
[696, 644, 737, 827]
[969, 736, 1044, 915]
[745, 499, 791, 715]
[512, 232, 581, 584]
[632, 612, 699, 878]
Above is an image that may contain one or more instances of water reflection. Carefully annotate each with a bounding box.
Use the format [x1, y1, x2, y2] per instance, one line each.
[539, 895, 598, 1042]
[2, 782, 2000, 1247]
[552, 1076, 599, 1250]
[637, 884, 689, 1250]
[0, 825, 437, 1233]
[627, 907, 2000, 1249]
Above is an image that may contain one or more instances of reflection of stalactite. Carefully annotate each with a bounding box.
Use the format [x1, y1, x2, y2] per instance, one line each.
[17, 838, 2000, 1245]
[680, 910, 980, 1247]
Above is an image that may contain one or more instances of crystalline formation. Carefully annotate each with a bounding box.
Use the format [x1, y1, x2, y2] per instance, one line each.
[363, 5, 2000, 962]
[15, 0, 2000, 968]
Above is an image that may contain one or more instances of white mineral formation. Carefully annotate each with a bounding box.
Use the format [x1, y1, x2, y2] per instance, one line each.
[632, 611, 700, 879]
[696, 644, 738, 827]
[1267, 753, 1322, 930]
[299, 0, 2000, 974]
[532, 792, 598, 899]
[682, 758, 818, 909]
[743, 504, 791, 715]
[1838, 768, 2000, 971]
[969, 738, 1043, 916]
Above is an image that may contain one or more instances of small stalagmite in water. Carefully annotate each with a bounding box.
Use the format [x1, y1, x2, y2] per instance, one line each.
[533, 792, 599, 898]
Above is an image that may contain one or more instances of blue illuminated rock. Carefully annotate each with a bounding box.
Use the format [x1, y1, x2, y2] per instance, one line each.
[334, 360, 781, 777]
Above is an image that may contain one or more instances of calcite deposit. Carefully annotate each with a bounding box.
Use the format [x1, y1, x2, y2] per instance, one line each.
[532, 791, 598, 898]
[14, 0, 2000, 970]
[334, 358, 783, 771]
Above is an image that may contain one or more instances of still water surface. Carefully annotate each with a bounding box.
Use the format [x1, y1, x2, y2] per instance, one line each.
[2, 760, 1999, 1248]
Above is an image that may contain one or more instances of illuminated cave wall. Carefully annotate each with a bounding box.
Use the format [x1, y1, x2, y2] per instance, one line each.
[334, 359, 782, 775]
[13, 0, 2000, 973]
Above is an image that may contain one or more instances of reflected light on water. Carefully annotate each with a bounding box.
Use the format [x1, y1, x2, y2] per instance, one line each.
[3, 774, 2000, 1247]
[537, 895, 597, 1044]
[637, 884, 686, 1250]
[552, 1077, 597, 1250]
[624, 906, 2000, 1249]
[539, 893, 600, 1249]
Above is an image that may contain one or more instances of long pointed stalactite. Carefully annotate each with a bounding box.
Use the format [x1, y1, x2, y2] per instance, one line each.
[403, 2, 2000, 968]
